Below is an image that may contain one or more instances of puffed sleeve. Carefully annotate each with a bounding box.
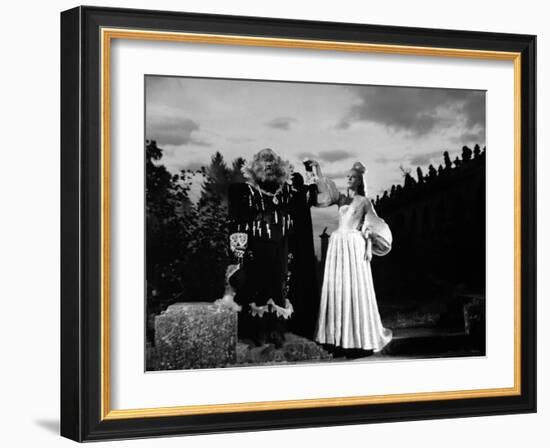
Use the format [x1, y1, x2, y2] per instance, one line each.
[362, 202, 392, 256]
[314, 176, 342, 207]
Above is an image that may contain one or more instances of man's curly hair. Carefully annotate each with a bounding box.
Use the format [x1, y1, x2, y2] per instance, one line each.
[242, 148, 293, 185]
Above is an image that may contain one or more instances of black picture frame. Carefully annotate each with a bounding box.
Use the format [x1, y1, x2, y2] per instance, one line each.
[61, 5, 536, 442]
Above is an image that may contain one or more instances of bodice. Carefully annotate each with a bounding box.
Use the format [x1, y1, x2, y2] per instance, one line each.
[337, 199, 365, 231]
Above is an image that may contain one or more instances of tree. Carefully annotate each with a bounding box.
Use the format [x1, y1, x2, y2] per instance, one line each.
[444, 151, 453, 170]
[190, 154, 233, 300]
[462, 145, 473, 162]
[146, 145, 248, 329]
[231, 157, 246, 183]
[473, 144, 481, 159]
[202, 151, 232, 203]
[146, 140, 197, 320]
[416, 167, 425, 184]
[146, 140, 177, 219]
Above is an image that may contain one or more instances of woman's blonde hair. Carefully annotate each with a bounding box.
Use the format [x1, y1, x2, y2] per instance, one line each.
[350, 161, 368, 196]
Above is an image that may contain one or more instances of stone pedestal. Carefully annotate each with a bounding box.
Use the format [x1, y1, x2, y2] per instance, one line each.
[153, 302, 237, 370]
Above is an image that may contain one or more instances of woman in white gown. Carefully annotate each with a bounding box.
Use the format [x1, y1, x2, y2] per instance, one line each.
[309, 160, 392, 353]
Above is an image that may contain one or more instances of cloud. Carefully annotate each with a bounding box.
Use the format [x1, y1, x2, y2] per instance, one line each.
[375, 155, 400, 165]
[318, 149, 355, 162]
[177, 161, 205, 172]
[461, 93, 486, 129]
[323, 169, 351, 179]
[376, 150, 447, 167]
[450, 128, 486, 145]
[296, 151, 315, 160]
[338, 86, 485, 137]
[409, 150, 447, 166]
[297, 149, 355, 163]
[228, 136, 257, 144]
[146, 115, 210, 147]
[266, 116, 296, 130]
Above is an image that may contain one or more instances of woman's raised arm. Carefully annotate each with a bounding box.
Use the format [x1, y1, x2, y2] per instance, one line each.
[306, 160, 342, 207]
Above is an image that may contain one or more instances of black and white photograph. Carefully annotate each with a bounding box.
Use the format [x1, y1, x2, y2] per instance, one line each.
[145, 75, 487, 371]
[53, 4, 538, 443]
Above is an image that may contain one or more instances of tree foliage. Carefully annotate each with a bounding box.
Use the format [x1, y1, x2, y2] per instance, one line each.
[146, 142, 245, 323]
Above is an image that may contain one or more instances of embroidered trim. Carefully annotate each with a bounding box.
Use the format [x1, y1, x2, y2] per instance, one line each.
[248, 299, 295, 319]
[229, 232, 248, 254]
[246, 181, 285, 205]
[249, 302, 270, 318]
[267, 299, 294, 319]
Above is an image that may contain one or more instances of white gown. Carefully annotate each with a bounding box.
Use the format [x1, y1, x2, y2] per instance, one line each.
[314, 182, 393, 352]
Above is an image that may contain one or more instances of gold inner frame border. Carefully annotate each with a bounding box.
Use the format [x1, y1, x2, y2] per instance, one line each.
[99, 27, 522, 421]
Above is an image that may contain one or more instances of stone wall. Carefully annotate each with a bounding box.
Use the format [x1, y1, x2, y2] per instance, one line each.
[150, 302, 238, 370]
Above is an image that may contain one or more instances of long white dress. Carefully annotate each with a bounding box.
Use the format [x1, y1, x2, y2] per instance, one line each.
[314, 181, 393, 352]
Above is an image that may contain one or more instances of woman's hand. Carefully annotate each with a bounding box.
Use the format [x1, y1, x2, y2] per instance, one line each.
[364, 233, 373, 262]
[304, 159, 322, 177]
[308, 160, 320, 168]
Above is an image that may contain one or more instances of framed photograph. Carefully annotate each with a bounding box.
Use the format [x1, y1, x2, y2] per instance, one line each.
[60, 6, 536, 442]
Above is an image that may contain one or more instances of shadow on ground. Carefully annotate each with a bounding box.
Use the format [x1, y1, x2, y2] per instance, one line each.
[33, 419, 59, 435]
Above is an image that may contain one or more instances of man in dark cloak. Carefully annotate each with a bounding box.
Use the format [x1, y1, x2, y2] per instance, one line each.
[227, 148, 320, 347]
[227, 148, 295, 348]
[288, 172, 320, 340]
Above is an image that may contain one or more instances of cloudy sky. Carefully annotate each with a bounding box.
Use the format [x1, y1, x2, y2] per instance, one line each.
[145, 75, 485, 256]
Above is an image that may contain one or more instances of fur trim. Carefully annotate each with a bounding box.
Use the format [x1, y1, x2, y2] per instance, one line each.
[249, 302, 270, 318]
[267, 298, 294, 319]
[242, 148, 293, 186]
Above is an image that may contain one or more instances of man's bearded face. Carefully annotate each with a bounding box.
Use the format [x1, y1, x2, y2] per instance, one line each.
[253, 149, 285, 184]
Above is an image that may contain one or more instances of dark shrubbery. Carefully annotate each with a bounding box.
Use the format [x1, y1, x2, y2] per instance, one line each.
[146, 141, 245, 341]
